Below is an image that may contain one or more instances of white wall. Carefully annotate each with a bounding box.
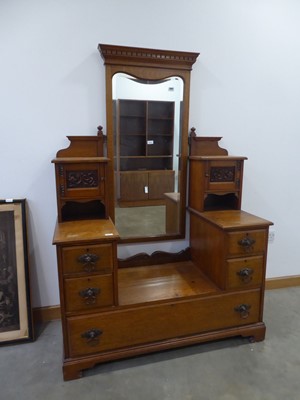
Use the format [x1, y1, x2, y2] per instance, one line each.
[1, 0, 299, 308]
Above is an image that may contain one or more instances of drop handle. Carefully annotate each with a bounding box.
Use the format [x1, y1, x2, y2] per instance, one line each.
[77, 252, 100, 272]
[79, 287, 101, 304]
[234, 304, 251, 319]
[81, 329, 103, 346]
[237, 267, 254, 283]
[238, 235, 256, 251]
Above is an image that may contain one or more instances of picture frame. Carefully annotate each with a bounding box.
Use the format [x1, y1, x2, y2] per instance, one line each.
[0, 199, 34, 344]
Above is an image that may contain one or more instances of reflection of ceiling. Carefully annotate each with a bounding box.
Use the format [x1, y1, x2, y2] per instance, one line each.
[128, 77, 173, 85]
[113, 73, 183, 102]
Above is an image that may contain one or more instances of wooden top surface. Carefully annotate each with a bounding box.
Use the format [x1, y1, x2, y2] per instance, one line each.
[51, 157, 109, 164]
[189, 155, 247, 161]
[53, 218, 119, 245]
[164, 192, 180, 202]
[189, 209, 273, 230]
[118, 261, 218, 306]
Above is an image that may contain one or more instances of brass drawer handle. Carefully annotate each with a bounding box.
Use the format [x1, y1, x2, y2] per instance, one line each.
[81, 328, 103, 346]
[237, 267, 254, 283]
[79, 287, 101, 304]
[77, 252, 99, 272]
[238, 235, 256, 251]
[234, 304, 251, 319]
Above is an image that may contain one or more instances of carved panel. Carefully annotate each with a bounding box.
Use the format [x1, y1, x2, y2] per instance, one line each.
[210, 167, 235, 183]
[118, 248, 191, 268]
[66, 170, 98, 189]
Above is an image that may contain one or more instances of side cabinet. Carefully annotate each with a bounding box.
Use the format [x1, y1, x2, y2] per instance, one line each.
[189, 156, 247, 212]
[189, 209, 272, 326]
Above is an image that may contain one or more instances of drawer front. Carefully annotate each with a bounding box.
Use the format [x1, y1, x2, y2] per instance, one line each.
[64, 275, 114, 312]
[227, 230, 266, 256]
[226, 256, 264, 289]
[206, 160, 242, 192]
[67, 290, 261, 357]
[62, 244, 113, 275]
[57, 163, 105, 199]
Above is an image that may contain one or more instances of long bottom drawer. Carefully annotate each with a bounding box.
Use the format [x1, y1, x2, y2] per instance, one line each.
[67, 289, 261, 357]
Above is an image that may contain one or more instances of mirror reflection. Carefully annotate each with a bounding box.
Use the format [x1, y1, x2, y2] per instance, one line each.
[112, 73, 184, 238]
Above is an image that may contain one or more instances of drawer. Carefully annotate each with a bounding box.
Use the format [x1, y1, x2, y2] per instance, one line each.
[227, 229, 266, 256]
[64, 275, 114, 312]
[226, 256, 264, 289]
[67, 290, 261, 357]
[62, 244, 113, 275]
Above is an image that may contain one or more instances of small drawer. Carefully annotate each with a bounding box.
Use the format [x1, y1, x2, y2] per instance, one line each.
[62, 244, 113, 275]
[227, 229, 266, 256]
[67, 290, 261, 357]
[64, 275, 114, 312]
[226, 256, 264, 289]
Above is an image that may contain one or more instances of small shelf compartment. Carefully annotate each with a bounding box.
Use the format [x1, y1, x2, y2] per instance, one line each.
[119, 99, 146, 117]
[119, 117, 146, 135]
[120, 135, 146, 157]
[203, 193, 239, 211]
[148, 119, 174, 135]
[148, 100, 174, 119]
[61, 200, 106, 221]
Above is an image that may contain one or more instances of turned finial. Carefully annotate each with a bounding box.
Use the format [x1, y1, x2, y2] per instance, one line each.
[97, 126, 103, 137]
[190, 127, 196, 137]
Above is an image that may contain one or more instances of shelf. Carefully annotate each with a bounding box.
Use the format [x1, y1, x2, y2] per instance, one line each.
[119, 132, 173, 136]
[120, 133, 147, 136]
[148, 132, 173, 137]
[120, 155, 172, 159]
[148, 117, 174, 121]
[120, 115, 145, 118]
[118, 261, 218, 306]
[120, 169, 174, 173]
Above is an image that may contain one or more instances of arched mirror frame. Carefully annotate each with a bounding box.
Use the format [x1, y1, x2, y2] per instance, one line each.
[98, 44, 199, 243]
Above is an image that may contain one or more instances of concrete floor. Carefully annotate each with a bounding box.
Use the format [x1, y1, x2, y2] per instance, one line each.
[1, 287, 300, 400]
[115, 205, 166, 237]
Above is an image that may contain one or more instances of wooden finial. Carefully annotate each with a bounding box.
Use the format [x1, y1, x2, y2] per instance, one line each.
[97, 126, 103, 137]
[190, 127, 196, 137]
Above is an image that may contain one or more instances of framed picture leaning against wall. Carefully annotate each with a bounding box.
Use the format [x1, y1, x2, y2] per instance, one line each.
[0, 199, 34, 344]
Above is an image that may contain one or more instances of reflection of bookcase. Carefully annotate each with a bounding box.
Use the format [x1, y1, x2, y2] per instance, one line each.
[115, 99, 175, 206]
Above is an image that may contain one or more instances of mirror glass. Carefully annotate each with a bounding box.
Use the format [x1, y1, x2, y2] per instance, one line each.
[112, 73, 184, 239]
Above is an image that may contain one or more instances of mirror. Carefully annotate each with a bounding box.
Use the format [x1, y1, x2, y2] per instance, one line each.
[98, 44, 199, 243]
[113, 74, 183, 238]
